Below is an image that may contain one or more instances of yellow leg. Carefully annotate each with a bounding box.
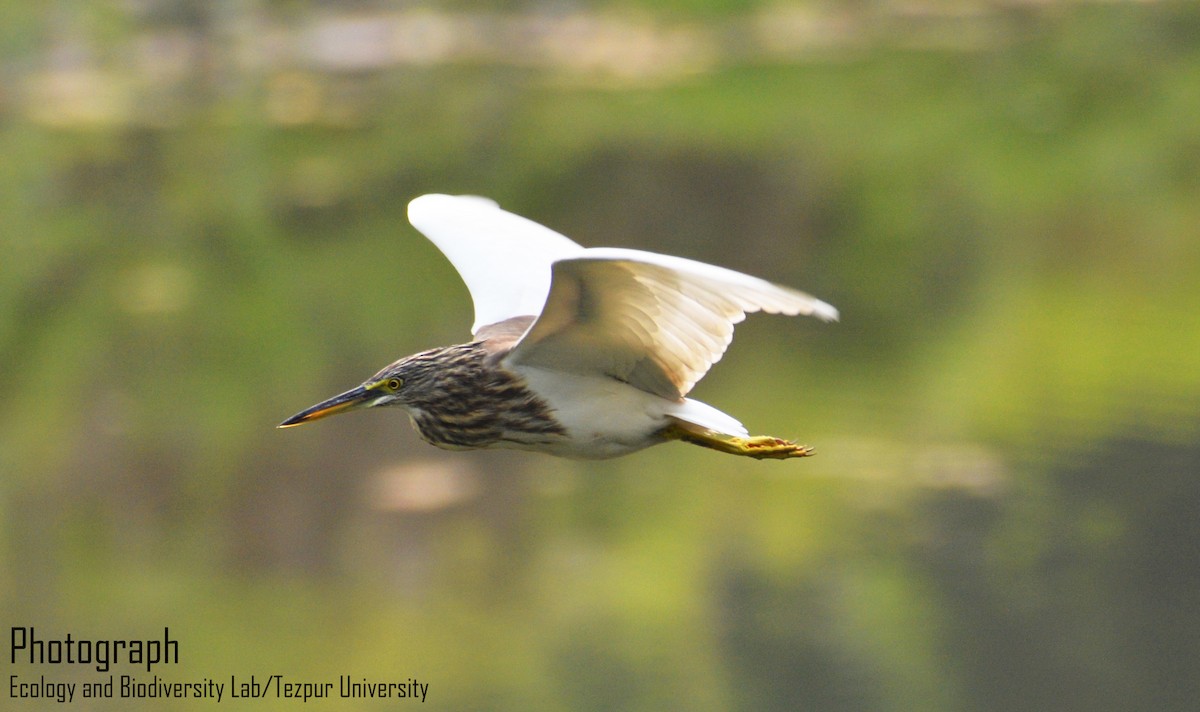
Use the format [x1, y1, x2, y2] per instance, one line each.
[662, 420, 813, 460]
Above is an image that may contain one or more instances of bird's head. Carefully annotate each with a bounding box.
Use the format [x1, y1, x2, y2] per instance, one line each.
[277, 358, 425, 429]
[277, 345, 474, 429]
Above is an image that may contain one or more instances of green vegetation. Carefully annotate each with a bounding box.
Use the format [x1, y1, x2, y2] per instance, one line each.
[3, 2, 1199, 710]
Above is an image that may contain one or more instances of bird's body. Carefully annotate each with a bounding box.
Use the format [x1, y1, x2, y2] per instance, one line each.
[357, 326, 763, 459]
[280, 194, 837, 460]
[502, 366, 730, 459]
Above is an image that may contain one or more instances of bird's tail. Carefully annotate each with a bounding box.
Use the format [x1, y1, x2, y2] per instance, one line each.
[662, 402, 813, 460]
[667, 398, 748, 438]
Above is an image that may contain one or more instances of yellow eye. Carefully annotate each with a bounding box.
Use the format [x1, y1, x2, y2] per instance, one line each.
[386, 378, 403, 391]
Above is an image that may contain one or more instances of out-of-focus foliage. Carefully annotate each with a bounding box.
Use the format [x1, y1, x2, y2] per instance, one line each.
[3, 2, 1199, 711]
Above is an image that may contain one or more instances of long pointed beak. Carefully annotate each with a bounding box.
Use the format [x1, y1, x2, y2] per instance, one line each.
[278, 385, 375, 428]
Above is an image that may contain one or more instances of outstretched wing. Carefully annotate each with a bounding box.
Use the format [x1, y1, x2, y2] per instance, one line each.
[407, 194, 584, 335]
[505, 248, 838, 400]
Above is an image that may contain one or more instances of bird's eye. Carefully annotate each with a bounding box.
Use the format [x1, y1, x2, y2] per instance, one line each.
[386, 378, 403, 391]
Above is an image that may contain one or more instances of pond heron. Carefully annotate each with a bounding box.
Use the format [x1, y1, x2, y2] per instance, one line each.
[279, 194, 837, 460]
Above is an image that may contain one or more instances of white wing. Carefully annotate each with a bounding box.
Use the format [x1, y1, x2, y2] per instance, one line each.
[506, 247, 838, 400]
[407, 194, 584, 335]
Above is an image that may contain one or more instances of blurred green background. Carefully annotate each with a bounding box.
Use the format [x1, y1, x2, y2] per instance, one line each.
[4, 1, 1200, 710]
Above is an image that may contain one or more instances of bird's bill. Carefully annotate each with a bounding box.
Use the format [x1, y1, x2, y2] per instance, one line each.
[277, 385, 374, 428]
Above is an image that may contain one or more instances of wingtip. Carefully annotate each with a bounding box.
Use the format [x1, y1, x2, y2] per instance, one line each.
[814, 300, 840, 322]
[408, 193, 499, 220]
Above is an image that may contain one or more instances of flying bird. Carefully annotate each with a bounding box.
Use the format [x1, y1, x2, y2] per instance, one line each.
[279, 194, 837, 459]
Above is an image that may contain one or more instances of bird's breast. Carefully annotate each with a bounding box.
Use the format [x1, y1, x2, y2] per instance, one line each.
[397, 353, 567, 453]
[512, 367, 675, 459]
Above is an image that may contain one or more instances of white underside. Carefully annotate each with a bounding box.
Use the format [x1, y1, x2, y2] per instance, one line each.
[511, 366, 748, 459]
